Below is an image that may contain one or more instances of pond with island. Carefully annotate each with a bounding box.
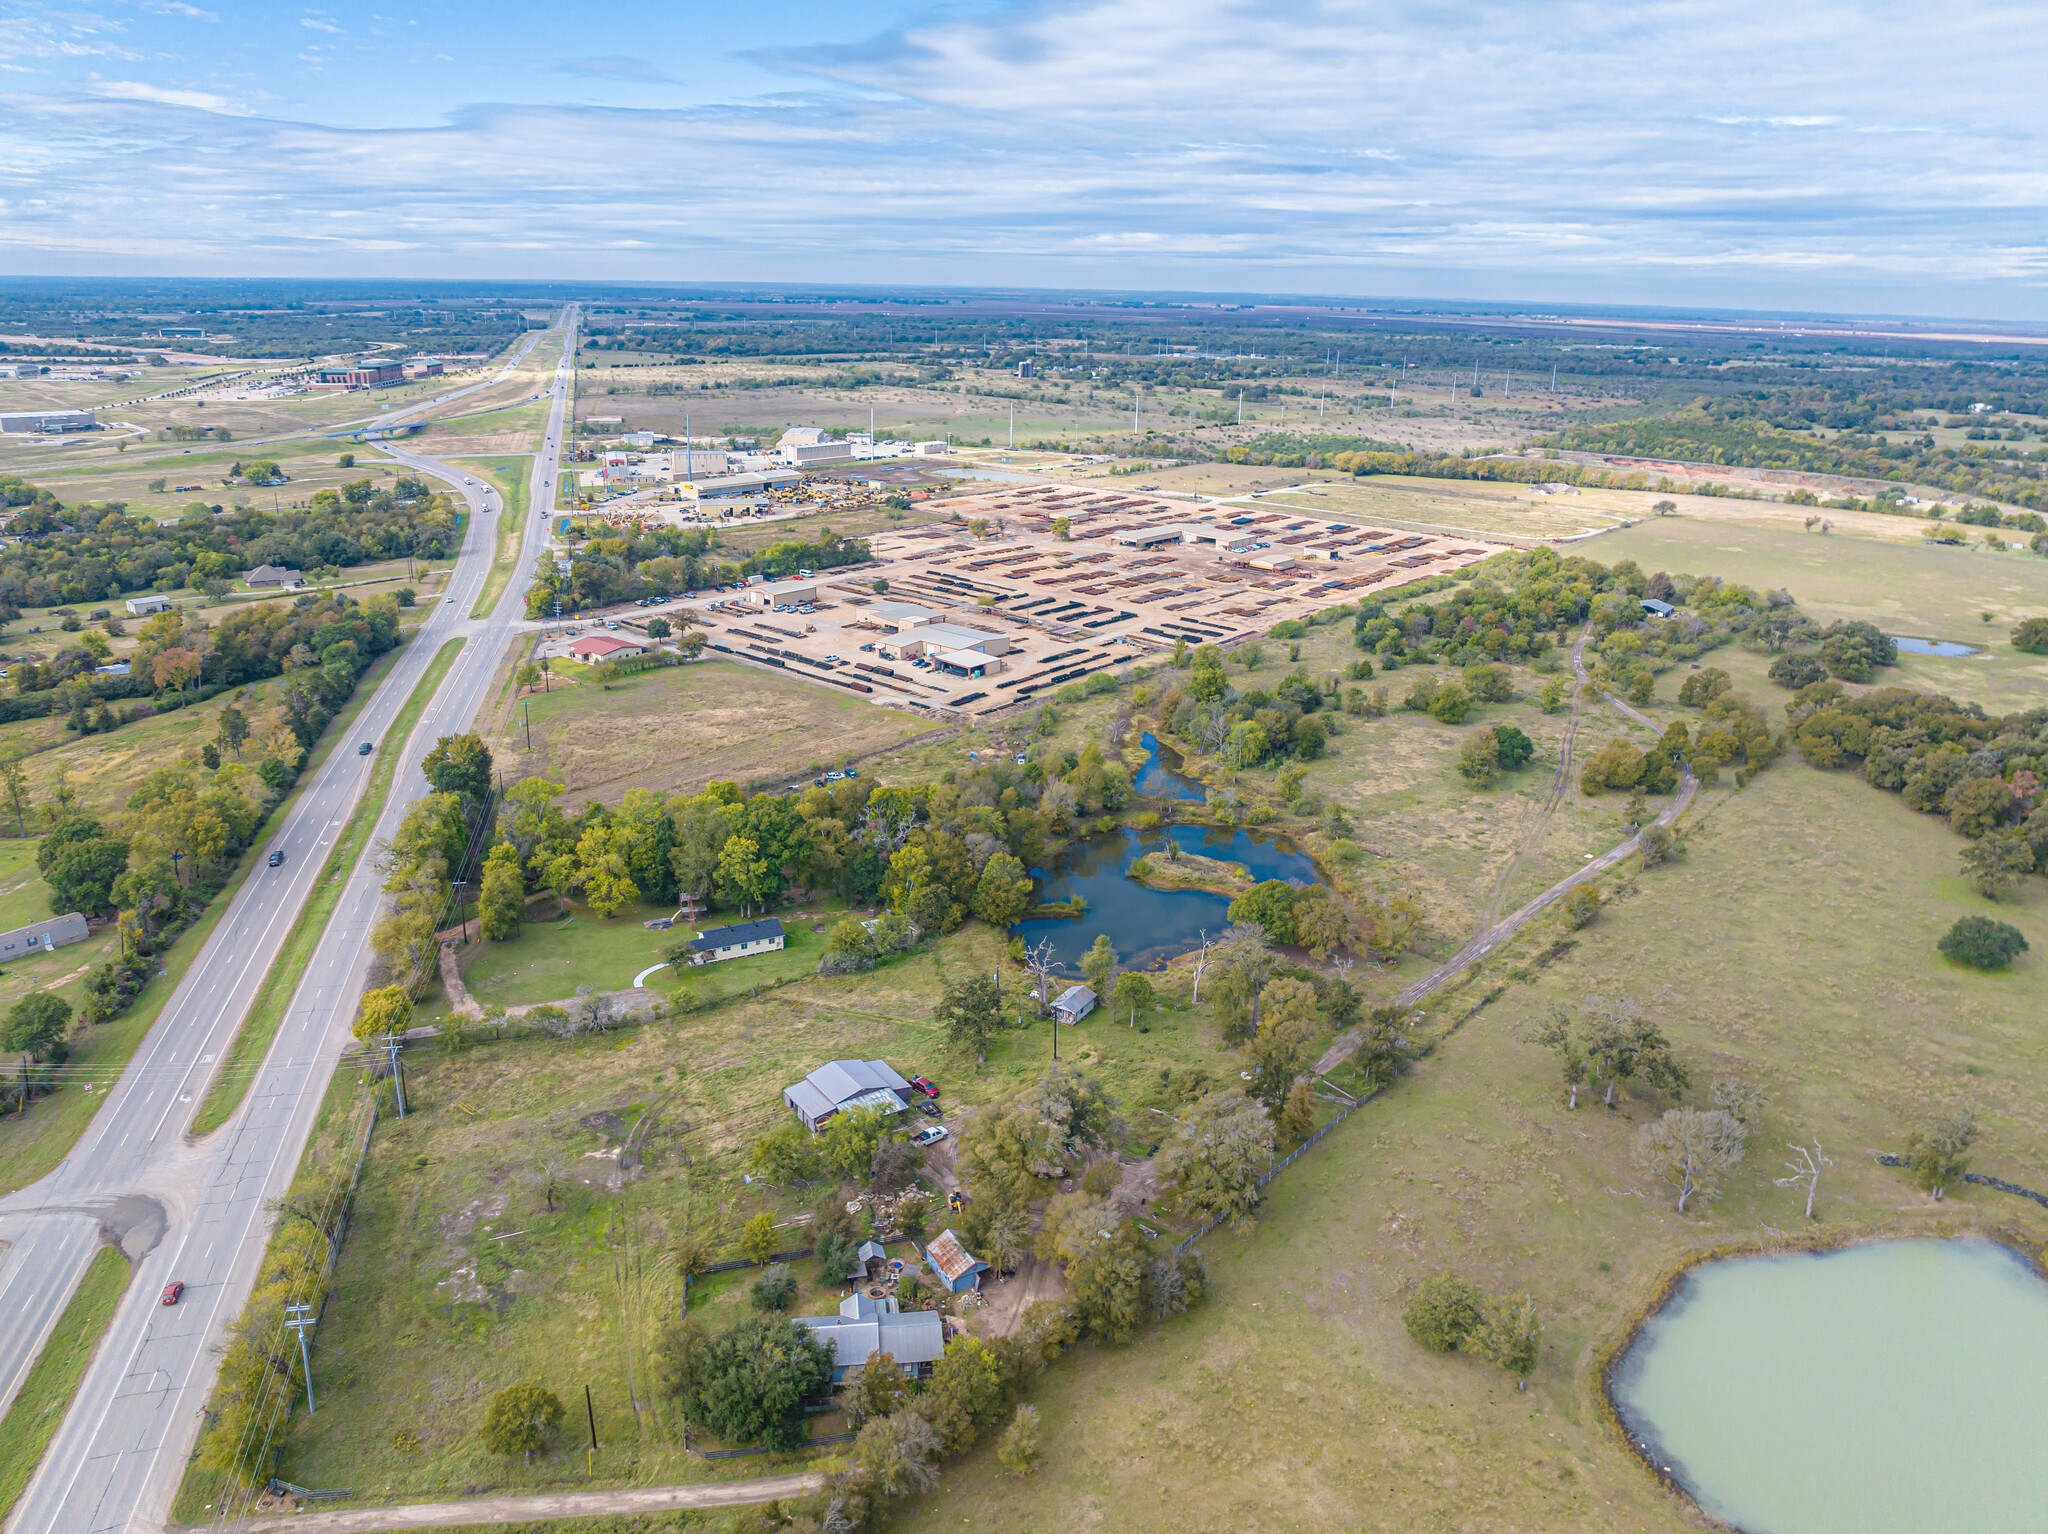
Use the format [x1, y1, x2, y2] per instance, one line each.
[1610, 1237, 2048, 1534]
[1011, 821, 1321, 972]
[1891, 636, 1980, 657]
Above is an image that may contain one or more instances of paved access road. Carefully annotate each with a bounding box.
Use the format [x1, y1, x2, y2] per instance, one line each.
[0, 310, 576, 1534]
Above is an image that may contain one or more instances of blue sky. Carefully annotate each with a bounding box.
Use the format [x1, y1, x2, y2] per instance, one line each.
[2, 0, 2045, 316]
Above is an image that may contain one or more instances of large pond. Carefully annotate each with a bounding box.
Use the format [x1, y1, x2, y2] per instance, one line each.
[1891, 635, 1980, 657]
[1010, 824, 1321, 971]
[1611, 1238, 2048, 1534]
[1132, 731, 1208, 801]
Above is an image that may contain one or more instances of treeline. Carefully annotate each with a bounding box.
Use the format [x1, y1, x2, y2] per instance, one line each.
[1541, 414, 2048, 514]
[1328, 449, 1653, 491]
[0, 474, 455, 611]
[524, 523, 870, 617]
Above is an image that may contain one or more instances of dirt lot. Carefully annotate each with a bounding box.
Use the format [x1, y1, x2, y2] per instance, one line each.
[492, 656, 939, 805]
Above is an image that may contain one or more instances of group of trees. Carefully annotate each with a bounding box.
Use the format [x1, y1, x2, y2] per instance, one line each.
[1784, 683, 2048, 903]
[1162, 647, 1333, 769]
[524, 521, 870, 619]
[0, 476, 455, 612]
[1402, 1275, 1541, 1385]
[363, 734, 499, 1003]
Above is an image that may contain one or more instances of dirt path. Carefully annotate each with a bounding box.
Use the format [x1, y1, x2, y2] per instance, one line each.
[183, 1471, 824, 1534]
[1314, 665, 1696, 1076]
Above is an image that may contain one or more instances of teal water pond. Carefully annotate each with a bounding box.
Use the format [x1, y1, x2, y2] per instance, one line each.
[1611, 1238, 2048, 1534]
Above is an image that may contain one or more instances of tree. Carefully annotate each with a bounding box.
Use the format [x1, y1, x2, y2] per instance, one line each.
[996, 1402, 1043, 1476]
[1775, 1140, 1833, 1220]
[841, 1352, 910, 1429]
[216, 705, 250, 759]
[3, 993, 71, 1059]
[574, 819, 640, 917]
[1079, 933, 1118, 998]
[1574, 994, 1687, 1107]
[1110, 970, 1153, 1027]
[972, 852, 1032, 929]
[350, 984, 411, 1044]
[646, 616, 672, 640]
[921, 1335, 1008, 1453]
[741, 1211, 778, 1265]
[1563, 883, 1602, 929]
[1457, 730, 1499, 786]
[1291, 886, 1352, 960]
[1018, 1060, 1122, 1156]
[1539, 676, 1568, 713]
[1961, 833, 2034, 900]
[1636, 1108, 1747, 1213]
[38, 823, 129, 916]
[675, 1317, 835, 1450]
[1226, 881, 1296, 945]
[478, 840, 524, 940]
[2009, 616, 2048, 655]
[716, 834, 771, 916]
[750, 1119, 823, 1184]
[749, 1263, 798, 1312]
[1471, 1294, 1541, 1385]
[423, 732, 494, 810]
[153, 646, 203, 702]
[1155, 1088, 1273, 1230]
[871, 1135, 920, 1192]
[1403, 1275, 1483, 1352]
[1903, 1110, 1976, 1199]
[479, 1383, 564, 1463]
[1278, 1078, 1317, 1141]
[0, 748, 30, 836]
[1427, 683, 1472, 724]
[819, 1104, 893, 1180]
[1492, 723, 1535, 770]
[936, 973, 1003, 1062]
[1938, 915, 2029, 969]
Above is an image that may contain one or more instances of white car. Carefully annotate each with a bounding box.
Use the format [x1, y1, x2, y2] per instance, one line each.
[913, 1125, 948, 1147]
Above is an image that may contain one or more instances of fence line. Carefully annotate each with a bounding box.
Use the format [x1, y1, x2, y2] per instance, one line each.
[1873, 1154, 2048, 1210]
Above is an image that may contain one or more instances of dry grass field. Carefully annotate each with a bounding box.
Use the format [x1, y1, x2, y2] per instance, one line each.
[491, 659, 941, 807]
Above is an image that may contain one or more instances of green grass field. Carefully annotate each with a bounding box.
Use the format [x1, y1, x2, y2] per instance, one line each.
[1596, 517, 2048, 712]
[456, 456, 534, 619]
[895, 759, 2048, 1534]
[190, 639, 465, 1136]
[0, 1245, 130, 1520]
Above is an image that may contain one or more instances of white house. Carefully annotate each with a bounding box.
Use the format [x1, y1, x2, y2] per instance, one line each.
[685, 917, 785, 965]
[1051, 985, 1097, 1025]
[125, 594, 174, 615]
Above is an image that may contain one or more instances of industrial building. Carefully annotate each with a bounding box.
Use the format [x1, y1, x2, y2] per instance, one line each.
[0, 409, 96, 434]
[306, 360, 405, 392]
[678, 468, 801, 501]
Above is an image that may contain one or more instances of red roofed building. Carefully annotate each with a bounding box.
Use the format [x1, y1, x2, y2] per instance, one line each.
[568, 634, 646, 662]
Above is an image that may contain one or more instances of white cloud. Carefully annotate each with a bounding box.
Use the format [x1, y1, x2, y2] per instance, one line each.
[3, 0, 2045, 312]
[140, 2, 220, 19]
[300, 14, 343, 33]
[83, 75, 247, 114]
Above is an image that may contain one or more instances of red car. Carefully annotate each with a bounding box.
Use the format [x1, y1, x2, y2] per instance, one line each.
[908, 1076, 939, 1098]
[160, 1281, 184, 1306]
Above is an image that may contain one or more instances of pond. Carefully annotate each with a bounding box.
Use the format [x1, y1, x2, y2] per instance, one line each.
[1610, 1238, 2048, 1534]
[1010, 824, 1322, 971]
[1132, 731, 1207, 801]
[1891, 635, 1980, 657]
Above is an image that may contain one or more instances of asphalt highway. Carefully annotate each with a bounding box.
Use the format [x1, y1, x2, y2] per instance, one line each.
[0, 309, 575, 1534]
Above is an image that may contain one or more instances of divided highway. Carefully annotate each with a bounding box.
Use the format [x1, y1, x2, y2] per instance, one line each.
[0, 310, 576, 1534]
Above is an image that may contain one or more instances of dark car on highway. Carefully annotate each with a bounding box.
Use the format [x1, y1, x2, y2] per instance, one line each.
[267, 851, 284, 868]
[358, 742, 373, 755]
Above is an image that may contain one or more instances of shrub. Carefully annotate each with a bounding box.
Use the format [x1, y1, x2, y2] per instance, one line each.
[1266, 619, 1306, 639]
[1938, 916, 2029, 970]
[749, 1263, 798, 1312]
[1563, 884, 1602, 929]
[1404, 1274, 1483, 1352]
[479, 1383, 564, 1462]
[1426, 683, 1472, 724]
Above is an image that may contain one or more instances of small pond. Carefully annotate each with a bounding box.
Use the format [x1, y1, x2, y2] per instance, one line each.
[1132, 731, 1208, 801]
[1010, 824, 1321, 971]
[1891, 635, 1980, 657]
[1610, 1238, 2048, 1534]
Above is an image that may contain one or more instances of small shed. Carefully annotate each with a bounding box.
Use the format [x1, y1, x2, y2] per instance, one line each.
[125, 594, 173, 615]
[923, 1229, 990, 1294]
[847, 1239, 890, 1281]
[1639, 598, 1676, 619]
[1051, 984, 1097, 1025]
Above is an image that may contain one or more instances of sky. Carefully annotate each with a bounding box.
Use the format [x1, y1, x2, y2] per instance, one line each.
[2, 0, 2045, 317]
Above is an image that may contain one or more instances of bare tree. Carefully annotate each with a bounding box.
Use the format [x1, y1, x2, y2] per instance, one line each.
[1636, 1108, 1746, 1214]
[1775, 1140, 1833, 1220]
[1187, 929, 1215, 1003]
[1709, 1077, 1767, 1126]
[1022, 937, 1058, 1017]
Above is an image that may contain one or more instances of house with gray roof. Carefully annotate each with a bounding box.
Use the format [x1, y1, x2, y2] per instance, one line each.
[782, 1058, 912, 1131]
[1052, 985, 1097, 1025]
[685, 916, 784, 965]
[796, 1292, 947, 1383]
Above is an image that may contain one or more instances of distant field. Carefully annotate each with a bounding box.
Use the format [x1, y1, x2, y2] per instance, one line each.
[492, 658, 938, 807]
[1596, 517, 2048, 712]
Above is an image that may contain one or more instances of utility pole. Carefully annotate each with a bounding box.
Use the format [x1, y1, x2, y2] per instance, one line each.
[585, 1384, 599, 1480]
[285, 1304, 317, 1413]
[523, 700, 532, 751]
[381, 1034, 407, 1117]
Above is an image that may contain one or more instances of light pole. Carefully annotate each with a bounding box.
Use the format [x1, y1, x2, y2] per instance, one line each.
[284, 1303, 317, 1413]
